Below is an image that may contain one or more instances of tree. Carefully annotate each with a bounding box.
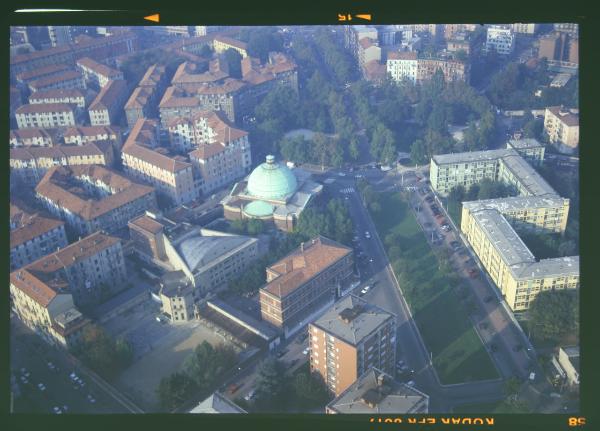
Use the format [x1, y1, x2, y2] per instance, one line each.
[448, 185, 466, 204]
[254, 358, 287, 411]
[410, 139, 428, 165]
[528, 290, 579, 342]
[183, 341, 237, 391]
[292, 371, 331, 409]
[157, 372, 197, 411]
[223, 48, 242, 79]
[349, 136, 360, 161]
[198, 44, 213, 58]
[476, 178, 516, 200]
[557, 240, 577, 257]
[247, 219, 265, 236]
[247, 28, 283, 63]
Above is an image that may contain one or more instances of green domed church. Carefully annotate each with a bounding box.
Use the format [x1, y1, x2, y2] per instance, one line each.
[222, 155, 322, 231]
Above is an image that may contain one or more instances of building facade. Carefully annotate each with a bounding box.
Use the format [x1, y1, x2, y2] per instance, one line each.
[88, 79, 129, 126]
[260, 236, 354, 331]
[29, 88, 87, 108]
[28, 70, 86, 93]
[486, 26, 515, 55]
[158, 271, 198, 323]
[15, 103, 76, 129]
[76, 57, 124, 88]
[543, 106, 579, 152]
[309, 295, 396, 396]
[10, 128, 56, 147]
[213, 36, 248, 58]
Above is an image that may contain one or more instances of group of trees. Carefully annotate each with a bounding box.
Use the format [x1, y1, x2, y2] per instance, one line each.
[519, 232, 577, 260]
[120, 48, 186, 87]
[279, 133, 344, 168]
[313, 28, 358, 85]
[237, 27, 284, 63]
[157, 341, 237, 411]
[250, 359, 330, 412]
[229, 218, 266, 236]
[528, 290, 579, 343]
[71, 325, 133, 381]
[448, 179, 518, 204]
[487, 59, 578, 110]
[357, 177, 382, 213]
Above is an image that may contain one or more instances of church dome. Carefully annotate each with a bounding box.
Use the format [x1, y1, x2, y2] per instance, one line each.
[246, 155, 298, 200]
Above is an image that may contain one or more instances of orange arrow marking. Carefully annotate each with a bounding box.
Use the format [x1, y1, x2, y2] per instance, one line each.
[356, 14, 371, 21]
[144, 14, 159, 23]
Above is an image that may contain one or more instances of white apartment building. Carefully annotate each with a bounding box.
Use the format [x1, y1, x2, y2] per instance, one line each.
[29, 89, 86, 108]
[486, 26, 515, 55]
[544, 106, 579, 152]
[77, 57, 124, 88]
[15, 103, 76, 129]
[386, 51, 418, 82]
[10, 128, 56, 147]
[28, 70, 86, 93]
[511, 23, 538, 34]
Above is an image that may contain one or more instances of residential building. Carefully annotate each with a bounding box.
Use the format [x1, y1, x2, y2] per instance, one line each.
[486, 26, 515, 55]
[10, 201, 68, 271]
[128, 213, 168, 262]
[10, 141, 114, 186]
[544, 106, 579, 152]
[63, 125, 122, 147]
[222, 155, 323, 232]
[15, 103, 76, 129]
[10, 26, 29, 46]
[550, 73, 571, 88]
[122, 119, 197, 206]
[387, 51, 418, 83]
[554, 23, 578, 36]
[344, 25, 379, 59]
[357, 38, 382, 70]
[10, 269, 89, 348]
[139, 63, 168, 89]
[88, 79, 129, 126]
[557, 346, 579, 387]
[191, 26, 224, 37]
[48, 26, 72, 47]
[506, 138, 545, 166]
[446, 31, 475, 55]
[13, 232, 127, 308]
[16, 64, 73, 86]
[35, 164, 157, 236]
[511, 23, 538, 35]
[76, 57, 124, 88]
[260, 236, 354, 331]
[28, 70, 86, 93]
[190, 392, 247, 413]
[213, 36, 248, 58]
[309, 295, 396, 395]
[326, 368, 429, 414]
[125, 86, 156, 127]
[158, 271, 198, 323]
[443, 24, 479, 40]
[158, 86, 211, 127]
[538, 32, 578, 66]
[387, 52, 467, 83]
[168, 110, 251, 196]
[10, 128, 56, 148]
[29, 88, 87, 108]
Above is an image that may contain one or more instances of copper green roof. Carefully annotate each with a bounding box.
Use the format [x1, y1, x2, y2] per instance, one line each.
[246, 155, 298, 200]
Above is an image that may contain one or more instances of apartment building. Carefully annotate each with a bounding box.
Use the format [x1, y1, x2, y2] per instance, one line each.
[213, 35, 248, 58]
[461, 205, 579, 311]
[128, 213, 168, 262]
[63, 125, 122, 147]
[554, 23, 578, 36]
[158, 86, 207, 127]
[357, 38, 382, 70]
[511, 23, 538, 35]
[10, 141, 114, 186]
[28, 70, 86, 93]
[486, 26, 515, 55]
[15, 232, 127, 308]
[344, 25, 379, 59]
[557, 346, 579, 387]
[309, 294, 396, 395]
[443, 24, 479, 40]
[29, 88, 87, 108]
[326, 368, 429, 414]
[48, 26, 73, 47]
[538, 32, 579, 66]
[124, 86, 156, 128]
[429, 147, 553, 197]
[35, 164, 157, 236]
[158, 270, 198, 323]
[15, 103, 76, 129]
[387, 51, 418, 82]
[10, 269, 89, 348]
[122, 119, 196, 206]
[10, 201, 68, 271]
[76, 57, 124, 88]
[139, 63, 168, 89]
[168, 110, 251, 195]
[15, 64, 72, 86]
[88, 79, 129, 126]
[387, 52, 467, 83]
[506, 138, 545, 166]
[544, 106, 579, 152]
[10, 128, 56, 147]
[446, 31, 475, 55]
[260, 236, 354, 331]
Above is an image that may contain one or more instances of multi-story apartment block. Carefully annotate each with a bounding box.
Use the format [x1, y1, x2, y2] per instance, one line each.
[158, 271, 198, 323]
[213, 35, 248, 58]
[387, 52, 467, 83]
[10, 201, 68, 271]
[485, 26, 515, 56]
[511, 23, 538, 35]
[122, 119, 196, 206]
[506, 138, 545, 166]
[387, 51, 419, 83]
[326, 368, 429, 414]
[15, 103, 76, 129]
[344, 25, 379, 59]
[538, 32, 579, 66]
[15, 64, 72, 86]
[88, 79, 129, 126]
[63, 125, 122, 147]
[544, 106, 579, 152]
[128, 212, 169, 262]
[76, 57, 124, 88]
[124, 86, 156, 128]
[357, 38, 382, 70]
[14, 232, 127, 308]
[10, 128, 56, 147]
[139, 63, 168, 89]
[48, 26, 73, 47]
[260, 236, 354, 332]
[446, 31, 475, 55]
[159, 86, 209, 126]
[554, 23, 578, 36]
[10, 141, 114, 186]
[10, 269, 89, 348]
[309, 294, 396, 395]
[35, 164, 156, 236]
[29, 88, 87, 108]
[10, 26, 29, 46]
[443, 24, 479, 40]
[167, 110, 251, 196]
[28, 70, 86, 93]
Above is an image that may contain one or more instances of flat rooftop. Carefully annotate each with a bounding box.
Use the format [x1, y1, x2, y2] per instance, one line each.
[432, 148, 516, 165]
[462, 195, 569, 213]
[312, 295, 395, 347]
[512, 256, 579, 280]
[500, 155, 557, 196]
[507, 138, 544, 149]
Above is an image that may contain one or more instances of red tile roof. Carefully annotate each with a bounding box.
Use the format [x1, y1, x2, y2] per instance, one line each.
[28, 70, 83, 90]
[76, 57, 122, 78]
[16, 103, 74, 114]
[89, 79, 128, 111]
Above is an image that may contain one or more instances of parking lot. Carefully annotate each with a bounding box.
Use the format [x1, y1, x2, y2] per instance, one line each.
[103, 297, 240, 410]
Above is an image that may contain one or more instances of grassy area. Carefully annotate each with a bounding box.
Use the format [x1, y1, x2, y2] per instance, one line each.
[370, 192, 499, 384]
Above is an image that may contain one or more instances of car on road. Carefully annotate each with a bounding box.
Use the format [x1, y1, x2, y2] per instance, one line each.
[302, 348, 310, 355]
[20, 375, 28, 384]
[52, 406, 63, 414]
[407, 380, 416, 387]
[20, 368, 30, 378]
[369, 257, 374, 263]
[484, 295, 494, 303]
[37, 383, 46, 391]
[396, 360, 405, 368]
[87, 394, 96, 404]
[364, 231, 371, 239]
[360, 286, 371, 296]
[47, 361, 56, 371]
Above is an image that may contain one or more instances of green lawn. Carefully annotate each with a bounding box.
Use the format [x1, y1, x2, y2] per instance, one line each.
[370, 192, 499, 384]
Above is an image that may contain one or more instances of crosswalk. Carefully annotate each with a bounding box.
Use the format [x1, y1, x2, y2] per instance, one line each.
[340, 187, 355, 194]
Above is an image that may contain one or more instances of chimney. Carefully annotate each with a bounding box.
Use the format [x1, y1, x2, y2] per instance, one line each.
[377, 373, 385, 386]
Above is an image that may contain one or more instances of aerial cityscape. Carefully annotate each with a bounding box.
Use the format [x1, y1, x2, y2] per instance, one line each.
[9, 23, 580, 415]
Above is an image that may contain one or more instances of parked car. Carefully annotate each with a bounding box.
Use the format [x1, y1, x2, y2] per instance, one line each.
[52, 407, 62, 414]
[87, 394, 96, 404]
[244, 389, 256, 401]
[302, 348, 310, 355]
[364, 231, 371, 239]
[47, 362, 56, 371]
[37, 383, 46, 391]
[360, 286, 371, 296]
[407, 380, 416, 387]
[468, 269, 478, 278]
[450, 241, 460, 250]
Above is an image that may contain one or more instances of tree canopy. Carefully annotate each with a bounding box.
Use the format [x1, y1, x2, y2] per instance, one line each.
[528, 290, 579, 342]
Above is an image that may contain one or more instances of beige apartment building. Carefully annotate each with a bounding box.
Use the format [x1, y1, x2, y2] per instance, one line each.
[10, 201, 68, 271]
[309, 294, 396, 396]
[387, 52, 467, 83]
[158, 270, 198, 323]
[125, 86, 156, 128]
[28, 70, 86, 93]
[16, 103, 76, 129]
[544, 106, 579, 152]
[35, 164, 157, 236]
[122, 119, 197, 206]
[76, 57, 124, 88]
[260, 236, 354, 331]
[88, 79, 129, 126]
[29, 88, 87, 108]
[213, 36, 248, 58]
[10, 141, 114, 185]
[63, 125, 122, 147]
[326, 368, 428, 414]
[10, 128, 57, 147]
